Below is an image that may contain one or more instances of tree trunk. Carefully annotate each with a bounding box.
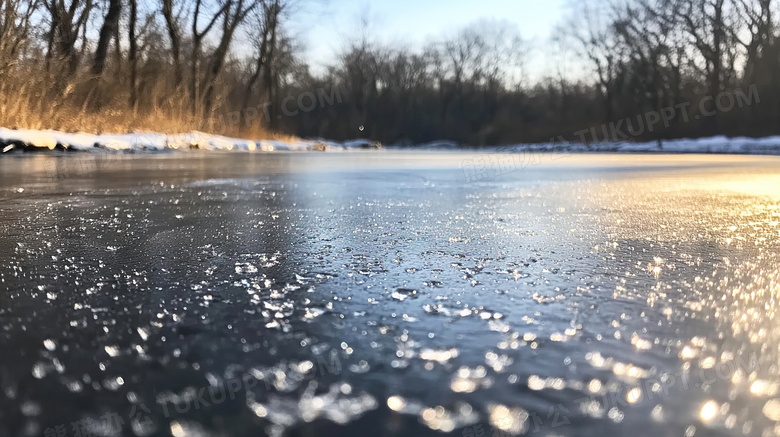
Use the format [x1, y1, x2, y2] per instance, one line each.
[161, 0, 183, 89]
[707, 0, 724, 134]
[129, 0, 138, 110]
[202, 34, 235, 115]
[242, 24, 270, 125]
[92, 0, 122, 77]
[263, 4, 279, 129]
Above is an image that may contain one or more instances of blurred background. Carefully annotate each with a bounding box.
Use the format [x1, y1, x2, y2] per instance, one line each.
[0, 0, 775, 145]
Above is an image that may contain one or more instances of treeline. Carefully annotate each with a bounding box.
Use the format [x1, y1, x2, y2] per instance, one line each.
[0, 0, 777, 145]
[0, 0, 298, 135]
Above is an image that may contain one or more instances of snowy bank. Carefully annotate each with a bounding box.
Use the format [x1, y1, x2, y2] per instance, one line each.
[3, 127, 780, 156]
[410, 136, 780, 156]
[0, 128, 381, 153]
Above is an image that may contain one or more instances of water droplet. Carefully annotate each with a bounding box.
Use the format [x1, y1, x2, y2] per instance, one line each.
[21, 401, 41, 416]
[31, 363, 46, 379]
[701, 400, 719, 422]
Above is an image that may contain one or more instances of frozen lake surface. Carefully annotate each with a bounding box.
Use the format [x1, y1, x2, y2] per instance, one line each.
[1, 152, 780, 437]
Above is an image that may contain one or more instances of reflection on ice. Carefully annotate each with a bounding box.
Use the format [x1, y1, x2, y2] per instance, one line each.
[2, 154, 780, 436]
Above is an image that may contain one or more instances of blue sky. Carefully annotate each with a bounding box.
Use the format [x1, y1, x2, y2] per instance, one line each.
[291, 0, 568, 77]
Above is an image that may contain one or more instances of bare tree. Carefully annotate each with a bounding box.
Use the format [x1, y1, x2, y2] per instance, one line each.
[0, 0, 39, 80]
[201, 0, 258, 115]
[161, 0, 183, 90]
[91, 0, 122, 77]
[735, 0, 773, 84]
[128, 0, 138, 109]
[189, 0, 228, 113]
[675, 0, 738, 130]
[565, 1, 622, 122]
[43, 0, 93, 76]
[243, 0, 287, 126]
[613, 0, 671, 113]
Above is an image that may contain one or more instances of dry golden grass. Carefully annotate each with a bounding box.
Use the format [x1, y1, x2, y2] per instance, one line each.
[0, 71, 277, 141]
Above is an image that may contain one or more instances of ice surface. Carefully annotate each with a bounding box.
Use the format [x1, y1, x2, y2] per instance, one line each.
[2, 154, 780, 436]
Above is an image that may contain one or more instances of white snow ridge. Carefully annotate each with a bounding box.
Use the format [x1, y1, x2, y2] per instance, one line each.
[0, 128, 382, 153]
[2, 127, 780, 155]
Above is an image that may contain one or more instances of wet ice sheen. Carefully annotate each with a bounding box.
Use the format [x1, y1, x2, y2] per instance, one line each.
[0, 153, 779, 436]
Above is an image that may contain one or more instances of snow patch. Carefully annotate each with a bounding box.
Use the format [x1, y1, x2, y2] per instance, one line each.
[0, 128, 57, 150]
